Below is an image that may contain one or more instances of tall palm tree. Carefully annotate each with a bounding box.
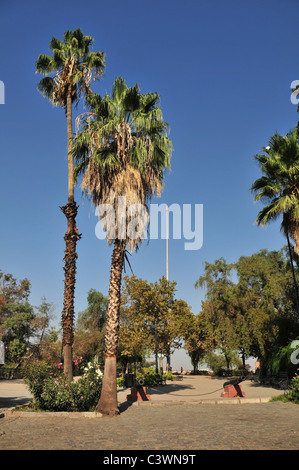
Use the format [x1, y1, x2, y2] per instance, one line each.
[35, 29, 105, 381]
[251, 128, 299, 314]
[251, 129, 299, 250]
[73, 77, 172, 415]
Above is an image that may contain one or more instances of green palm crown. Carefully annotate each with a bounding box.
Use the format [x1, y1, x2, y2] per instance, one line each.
[35, 28, 105, 108]
[251, 129, 299, 252]
[73, 76, 172, 251]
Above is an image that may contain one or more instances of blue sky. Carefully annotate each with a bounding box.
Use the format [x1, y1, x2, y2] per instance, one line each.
[1, 0, 299, 367]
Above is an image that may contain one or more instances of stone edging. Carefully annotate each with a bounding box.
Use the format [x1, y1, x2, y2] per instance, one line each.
[3, 409, 104, 418]
[0, 396, 274, 418]
[131, 397, 273, 406]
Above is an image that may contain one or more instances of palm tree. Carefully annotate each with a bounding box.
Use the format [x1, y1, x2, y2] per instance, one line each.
[251, 128, 299, 314]
[35, 29, 105, 381]
[73, 77, 172, 415]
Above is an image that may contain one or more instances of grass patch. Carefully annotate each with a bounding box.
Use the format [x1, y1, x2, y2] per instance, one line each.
[270, 394, 290, 403]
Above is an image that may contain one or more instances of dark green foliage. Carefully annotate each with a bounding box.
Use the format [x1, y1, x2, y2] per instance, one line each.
[36, 28, 105, 109]
[0, 270, 55, 365]
[23, 357, 102, 411]
[194, 249, 299, 370]
[265, 339, 299, 379]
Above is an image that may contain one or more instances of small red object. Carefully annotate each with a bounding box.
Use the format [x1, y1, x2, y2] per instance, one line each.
[221, 383, 245, 398]
[126, 386, 151, 401]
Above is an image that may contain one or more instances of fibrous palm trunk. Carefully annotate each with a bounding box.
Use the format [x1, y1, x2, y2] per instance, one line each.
[96, 238, 125, 416]
[286, 232, 299, 318]
[61, 89, 81, 382]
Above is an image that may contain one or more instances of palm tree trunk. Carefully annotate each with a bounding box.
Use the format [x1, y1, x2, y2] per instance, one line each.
[96, 238, 125, 416]
[61, 88, 81, 381]
[286, 232, 299, 317]
[66, 89, 74, 205]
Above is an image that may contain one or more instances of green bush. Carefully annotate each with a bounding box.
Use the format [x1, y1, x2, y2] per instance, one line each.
[163, 371, 174, 381]
[22, 357, 63, 406]
[141, 369, 157, 385]
[137, 367, 174, 385]
[23, 357, 102, 411]
[289, 372, 299, 404]
[40, 372, 102, 411]
[265, 339, 299, 379]
[117, 373, 124, 387]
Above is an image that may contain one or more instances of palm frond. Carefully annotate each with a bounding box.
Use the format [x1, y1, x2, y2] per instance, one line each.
[49, 36, 64, 51]
[35, 54, 56, 74]
[85, 51, 105, 75]
[73, 76, 172, 251]
[252, 128, 299, 248]
[36, 29, 105, 108]
[36, 77, 59, 104]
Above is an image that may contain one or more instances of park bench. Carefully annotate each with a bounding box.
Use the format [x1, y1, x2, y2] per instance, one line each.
[248, 372, 260, 383]
[275, 372, 290, 390]
[261, 371, 290, 390]
[153, 374, 166, 386]
[261, 371, 273, 386]
[175, 373, 183, 381]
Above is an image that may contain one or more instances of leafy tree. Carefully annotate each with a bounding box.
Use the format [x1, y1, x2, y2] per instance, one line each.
[74, 289, 108, 364]
[77, 289, 107, 331]
[0, 271, 56, 366]
[0, 271, 31, 310]
[251, 129, 299, 316]
[118, 276, 153, 372]
[251, 129, 299, 251]
[152, 279, 193, 371]
[73, 77, 172, 415]
[195, 251, 299, 372]
[234, 249, 298, 368]
[35, 29, 105, 380]
[0, 270, 31, 362]
[120, 275, 193, 372]
[204, 351, 227, 375]
[183, 313, 207, 372]
[3, 308, 35, 361]
[195, 258, 239, 368]
[33, 296, 56, 344]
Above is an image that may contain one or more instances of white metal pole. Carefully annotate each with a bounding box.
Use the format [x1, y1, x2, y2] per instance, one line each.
[166, 206, 169, 280]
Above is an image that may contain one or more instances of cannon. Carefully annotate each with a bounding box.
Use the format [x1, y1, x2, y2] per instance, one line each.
[221, 375, 246, 398]
[125, 376, 151, 402]
[223, 376, 246, 387]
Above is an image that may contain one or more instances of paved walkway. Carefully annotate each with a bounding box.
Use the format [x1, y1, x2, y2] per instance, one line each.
[117, 374, 285, 404]
[0, 376, 299, 450]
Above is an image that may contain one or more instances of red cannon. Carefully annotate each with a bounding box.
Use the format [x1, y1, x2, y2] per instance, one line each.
[221, 376, 245, 398]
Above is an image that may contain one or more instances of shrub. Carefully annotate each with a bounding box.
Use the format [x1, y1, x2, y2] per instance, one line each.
[22, 357, 63, 407]
[23, 356, 102, 411]
[137, 367, 174, 385]
[141, 368, 157, 386]
[289, 372, 299, 404]
[265, 340, 299, 379]
[163, 371, 174, 381]
[117, 373, 124, 387]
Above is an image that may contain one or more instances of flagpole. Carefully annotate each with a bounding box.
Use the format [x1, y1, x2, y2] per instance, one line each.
[166, 206, 169, 280]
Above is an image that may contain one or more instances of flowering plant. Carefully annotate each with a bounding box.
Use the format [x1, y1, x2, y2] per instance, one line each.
[22, 356, 63, 406]
[23, 356, 102, 411]
[83, 359, 103, 379]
